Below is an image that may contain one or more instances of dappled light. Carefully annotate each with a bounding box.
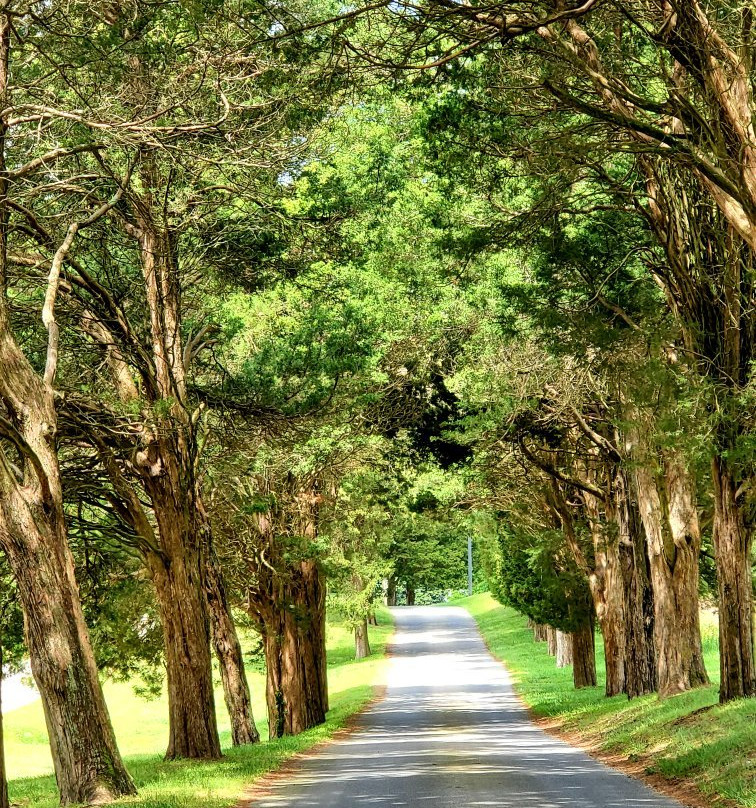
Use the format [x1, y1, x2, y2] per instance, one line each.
[0, 2, 753, 807]
[250, 608, 681, 808]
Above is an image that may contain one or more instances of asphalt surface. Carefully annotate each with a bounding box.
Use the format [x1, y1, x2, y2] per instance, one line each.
[251, 606, 683, 807]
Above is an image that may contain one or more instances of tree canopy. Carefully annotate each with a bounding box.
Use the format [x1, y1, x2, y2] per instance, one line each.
[0, 2, 753, 805]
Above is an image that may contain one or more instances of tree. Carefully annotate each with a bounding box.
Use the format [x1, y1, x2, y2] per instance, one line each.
[340, 0, 755, 704]
[0, 4, 136, 799]
[485, 517, 597, 689]
[216, 464, 330, 738]
[12, 0, 338, 758]
[327, 464, 393, 659]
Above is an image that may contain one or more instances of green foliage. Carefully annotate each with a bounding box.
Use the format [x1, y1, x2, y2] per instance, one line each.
[487, 525, 592, 632]
[1, 1, 754, 796]
[0, 559, 25, 671]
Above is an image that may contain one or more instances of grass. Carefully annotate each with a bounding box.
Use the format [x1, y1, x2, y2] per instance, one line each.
[5, 610, 393, 808]
[454, 592, 755, 808]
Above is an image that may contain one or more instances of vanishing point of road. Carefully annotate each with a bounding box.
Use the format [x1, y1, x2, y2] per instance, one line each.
[251, 606, 682, 807]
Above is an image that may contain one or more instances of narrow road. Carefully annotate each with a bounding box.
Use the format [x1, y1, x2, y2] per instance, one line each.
[252, 606, 682, 807]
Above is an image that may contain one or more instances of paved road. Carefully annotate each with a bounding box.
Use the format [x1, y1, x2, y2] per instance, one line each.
[251, 606, 682, 807]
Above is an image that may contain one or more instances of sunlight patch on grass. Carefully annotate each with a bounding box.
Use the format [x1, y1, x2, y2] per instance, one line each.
[456, 593, 755, 808]
[6, 610, 393, 808]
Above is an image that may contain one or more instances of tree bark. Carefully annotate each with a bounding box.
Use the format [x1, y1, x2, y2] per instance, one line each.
[205, 553, 259, 746]
[619, 532, 656, 698]
[633, 453, 709, 696]
[143, 479, 221, 760]
[355, 618, 371, 660]
[613, 470, 657, 699]
[711, 457, 755, 701]
[262, 560, 328, 738]
[0, 474, 136, 804]
[546, 625, 557, 656]
[572, 621, 597, 688]
[533, 623, 548, 642]
[556, 631, 573, 668]
[584, 507, 626, 697]
[406, 585, 415, 606]
[386, 577, 397, 607]
[0, 337, 134, 805]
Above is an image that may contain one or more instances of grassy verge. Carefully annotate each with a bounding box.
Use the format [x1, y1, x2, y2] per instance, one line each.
[454, 593, 755, 808]
[5, 610, 393, 808]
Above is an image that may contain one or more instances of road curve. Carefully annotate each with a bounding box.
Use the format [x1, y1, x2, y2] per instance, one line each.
[251, 606, 682, 807]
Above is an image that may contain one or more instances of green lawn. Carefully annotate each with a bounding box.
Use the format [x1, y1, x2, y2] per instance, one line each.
[455, 593, 755, 808]
[5, 611, 393, 808]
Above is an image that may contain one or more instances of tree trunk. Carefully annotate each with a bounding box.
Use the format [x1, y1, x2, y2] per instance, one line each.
[572, 621, 597, 688]
[0, 496, 136, 803]
[144, 481, 221, 760]
[586, 532, 626, 697]
[386, 577, 397, 607]
[0, 366, 135, 804]
[614, 470, 657, 699]
[406, 585, 415, 606]
[546, 625, 557, 656]
[355, 618, 371, 660]
[205, 553, 259, 746]
[620, 534, 656, 698]
[711, 457, 755, 701]
[385, 578, 396, 607]
[263, 560, 328, 738]
[368, 611, 378, 626]
[533, 623, 548, 642]
[575, 486, 627, 698]
[96, 443, 223, 760]
[633, 455, 709, 696]
[556, 631, 573, 668]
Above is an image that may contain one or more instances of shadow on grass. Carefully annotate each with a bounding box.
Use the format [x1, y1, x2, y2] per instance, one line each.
[460, 593, 755, 808]
[9, 684, 379, 808]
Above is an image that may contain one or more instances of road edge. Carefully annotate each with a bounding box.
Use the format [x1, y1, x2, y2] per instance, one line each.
[237, 617, 396, 807]
[458, 603, 739, 808]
